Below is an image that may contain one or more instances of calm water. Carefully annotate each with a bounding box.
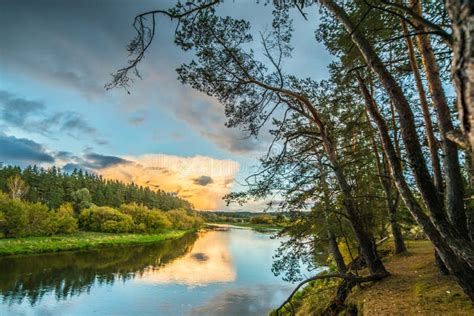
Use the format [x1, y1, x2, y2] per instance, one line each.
[0, 227, 312, 316]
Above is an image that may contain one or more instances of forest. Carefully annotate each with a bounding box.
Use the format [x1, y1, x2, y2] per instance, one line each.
[0, 165, 201, 240]
[105, 0, 474, 312]
[0, 165, 191, 210]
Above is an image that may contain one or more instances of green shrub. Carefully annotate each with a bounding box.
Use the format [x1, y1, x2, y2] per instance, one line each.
[54, 203, 78, 234]
[79, 206, 133, 233]
[250, 214, 273, 225]
[120, 203, 172, 232]
[0, 197, 28, 237]
[71, 188, 92, 214]
[26, 202, 58, 236]
[167, 209, 203, 230]
[0, 193, 61, 237]
[147, 210, 173, 231]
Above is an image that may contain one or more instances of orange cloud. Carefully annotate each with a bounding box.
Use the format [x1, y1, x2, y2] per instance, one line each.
[97, 154, 239, 210]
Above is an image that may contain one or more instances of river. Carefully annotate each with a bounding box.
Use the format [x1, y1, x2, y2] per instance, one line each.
[0, 226, 316, 316]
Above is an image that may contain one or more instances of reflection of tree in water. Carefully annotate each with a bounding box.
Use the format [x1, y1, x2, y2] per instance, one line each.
[0, 233, 197, 305]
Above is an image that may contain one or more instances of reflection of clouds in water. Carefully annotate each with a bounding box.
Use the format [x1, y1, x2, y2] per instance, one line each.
[189, 284, 291, 316]
[137, 231, 236, 286]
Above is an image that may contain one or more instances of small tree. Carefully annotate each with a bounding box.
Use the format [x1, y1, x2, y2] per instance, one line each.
[71, 188, 92, 214]
[6, 175, 29, 200]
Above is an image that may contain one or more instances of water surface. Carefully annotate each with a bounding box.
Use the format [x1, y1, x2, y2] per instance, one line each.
[0, 227, 311, 316]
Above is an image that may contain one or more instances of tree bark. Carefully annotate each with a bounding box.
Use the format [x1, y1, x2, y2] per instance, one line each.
[321, 171, 348, 274]
[401, 20, 443, 194]
[358, 77, 474, 301]
[367, 112, 406, 254]
[328, 229, 347, 274]
[410, 0, 468, 239]
[327, 148, 388, 276]
[446, 0, 474, 160]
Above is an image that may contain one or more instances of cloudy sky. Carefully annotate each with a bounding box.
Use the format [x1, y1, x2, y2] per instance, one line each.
[0, 0, 331, 210]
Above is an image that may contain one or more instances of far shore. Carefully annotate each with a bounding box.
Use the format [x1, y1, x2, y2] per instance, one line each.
[0, 230, 194, 257]
[205, 222, 283, 232]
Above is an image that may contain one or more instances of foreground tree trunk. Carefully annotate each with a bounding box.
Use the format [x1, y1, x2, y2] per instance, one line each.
[401, 20, 442, 194]
[321, 172, 348, 274]
[446, 0, 474, 158]
[367, 114, 406, 254]
[410, 0, 467, 239]
[328, 229, 347, 274]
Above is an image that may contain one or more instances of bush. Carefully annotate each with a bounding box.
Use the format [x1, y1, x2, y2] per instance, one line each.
[147, 210, 173, 231]
[250, 214, 273, 225]
[54, 203, 78, 234]
[120, 203, 172, 232]
[0, 193, 67, 237]
[167, 209, 203, 230]
[0, 196, 28, 237]
[71, 188, 92, 214]
[79, 206, 133, 233]
[26, 202, 58, 236]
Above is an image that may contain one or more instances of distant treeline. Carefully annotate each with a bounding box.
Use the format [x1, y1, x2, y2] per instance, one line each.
[201, 211, 288, 225]
[0, 165, 192, 211]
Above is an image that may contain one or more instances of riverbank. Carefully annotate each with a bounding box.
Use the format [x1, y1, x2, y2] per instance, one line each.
[0, 230, 192, 256]
[277, 240, 472, 315]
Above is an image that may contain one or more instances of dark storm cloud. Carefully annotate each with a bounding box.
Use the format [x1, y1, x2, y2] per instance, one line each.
[193, 175, 214, 186]
[83, 153, 131, 169]
[59, 112, 97, 135]
[0, 91, 45, 126]
[0, 90, 105, 143]
[0, 135, 55, 164]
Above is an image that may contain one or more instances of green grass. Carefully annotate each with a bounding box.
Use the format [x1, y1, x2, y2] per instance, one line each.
[0, 230, 192, 256]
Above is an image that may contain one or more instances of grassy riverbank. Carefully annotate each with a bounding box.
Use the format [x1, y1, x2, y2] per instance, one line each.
[0, 230, 192, 256]
[275, 240, 472, 315]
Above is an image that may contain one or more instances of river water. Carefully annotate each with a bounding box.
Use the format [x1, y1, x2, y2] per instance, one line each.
[0, 227, 314, 316]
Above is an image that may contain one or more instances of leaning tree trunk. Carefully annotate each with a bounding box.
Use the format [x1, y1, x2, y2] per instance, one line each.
[320, 0, 474, 271]
[401, 20, 443, 194]
[328, 229, 347, 274]
[359, 78, 474, 301]
[446, 0, 474, 158]
[401, 18, 449, 271]
[367, 113, 406, 254]
[321, 171, 348, 274]
[410, 0, 468, 239]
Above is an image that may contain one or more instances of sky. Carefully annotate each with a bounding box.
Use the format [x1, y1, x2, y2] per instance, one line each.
[0, 0, 331, 211]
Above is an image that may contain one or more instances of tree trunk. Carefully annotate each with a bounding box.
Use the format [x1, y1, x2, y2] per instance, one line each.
[386, 195, 407, 254]
[367, 112, 406, 254]
[446, 0, 474, 159]
[359, 77, 474, 301]
[328, 229, 347, 274]
[320, 0, 474, 271]
[330, 161, 388, 276]
[321, 171, 348, 274]
[410, 0, 468, 239]
[435, 250, 450, 275]
[401, 19, 443, 194]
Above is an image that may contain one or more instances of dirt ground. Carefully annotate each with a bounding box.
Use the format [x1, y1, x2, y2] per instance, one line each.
[347, 240, 473, 315]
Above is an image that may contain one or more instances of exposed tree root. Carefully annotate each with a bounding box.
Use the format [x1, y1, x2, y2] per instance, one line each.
[275, 272, 389, 315]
